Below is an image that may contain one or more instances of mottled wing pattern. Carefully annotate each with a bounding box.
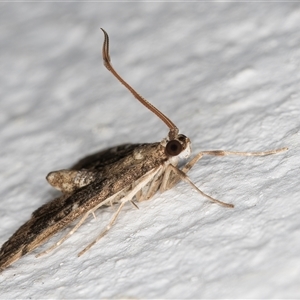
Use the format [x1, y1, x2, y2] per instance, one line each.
[0, 142, 166, 271]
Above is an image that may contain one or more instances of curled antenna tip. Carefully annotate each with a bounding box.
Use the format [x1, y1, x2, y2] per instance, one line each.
[100, 29, 179, 138]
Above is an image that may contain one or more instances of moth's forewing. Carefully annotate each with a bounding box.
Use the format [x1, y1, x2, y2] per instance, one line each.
[0, 142, 167, 271]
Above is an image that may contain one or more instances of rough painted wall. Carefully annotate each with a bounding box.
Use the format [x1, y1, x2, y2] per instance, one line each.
[0, 3, 299, 298]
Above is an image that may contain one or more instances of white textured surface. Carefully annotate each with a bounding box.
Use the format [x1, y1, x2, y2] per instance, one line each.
[0, 3, 299, 299]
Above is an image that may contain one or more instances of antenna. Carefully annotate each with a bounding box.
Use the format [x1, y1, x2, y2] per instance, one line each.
[100, 28, 179, 140]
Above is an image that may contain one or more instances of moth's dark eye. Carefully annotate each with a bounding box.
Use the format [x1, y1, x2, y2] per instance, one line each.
[165, 140, 183, 156]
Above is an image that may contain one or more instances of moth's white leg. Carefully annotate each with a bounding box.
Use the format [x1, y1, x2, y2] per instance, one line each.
[78, 167, 162, 256]
[143, 168, 164, 200]
[36, 210, 91, 257]
[160, 164, 172, 193]
[199, 147, 288, 159]
[135, 189, 143, 202]
[168, 147, 289, 189]
[136, 167, 164, 202]
[134, 167, 163, 202]
[78, 201, 126, 257]
[167, 164, 234, 208]
[36, 189, 125, 257]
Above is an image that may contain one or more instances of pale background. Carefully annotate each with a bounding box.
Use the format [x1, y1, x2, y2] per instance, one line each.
[0, 3, 299, 299]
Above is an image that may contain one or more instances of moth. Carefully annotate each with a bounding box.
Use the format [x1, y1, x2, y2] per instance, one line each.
[0, 29, 287, 272]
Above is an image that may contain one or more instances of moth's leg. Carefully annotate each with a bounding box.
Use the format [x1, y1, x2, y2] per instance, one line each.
[144, 172, 163, 200]
[36, 210, 91, 257]
[145, 167, 165, 200]
[167, 164, 234, 208]
[136, 168, 164, 202]
[109, 199, 114, 207]
[133, 180, 143, 202]
[135, 189, 143, 202]
[168, 147, 289, 189]
[160, 164, 173, 193]
[165, 147, 287, 206]
[36, 190, 124, 257]
[199, 147, 288, 159]
[78, 167, 162, 256]
[130, 200, 139, 209]
[78, 201, 125, 257]
[161, 153, 207, 191]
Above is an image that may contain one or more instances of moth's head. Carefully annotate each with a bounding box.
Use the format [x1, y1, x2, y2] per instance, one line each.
[163, 134, 191, 159]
